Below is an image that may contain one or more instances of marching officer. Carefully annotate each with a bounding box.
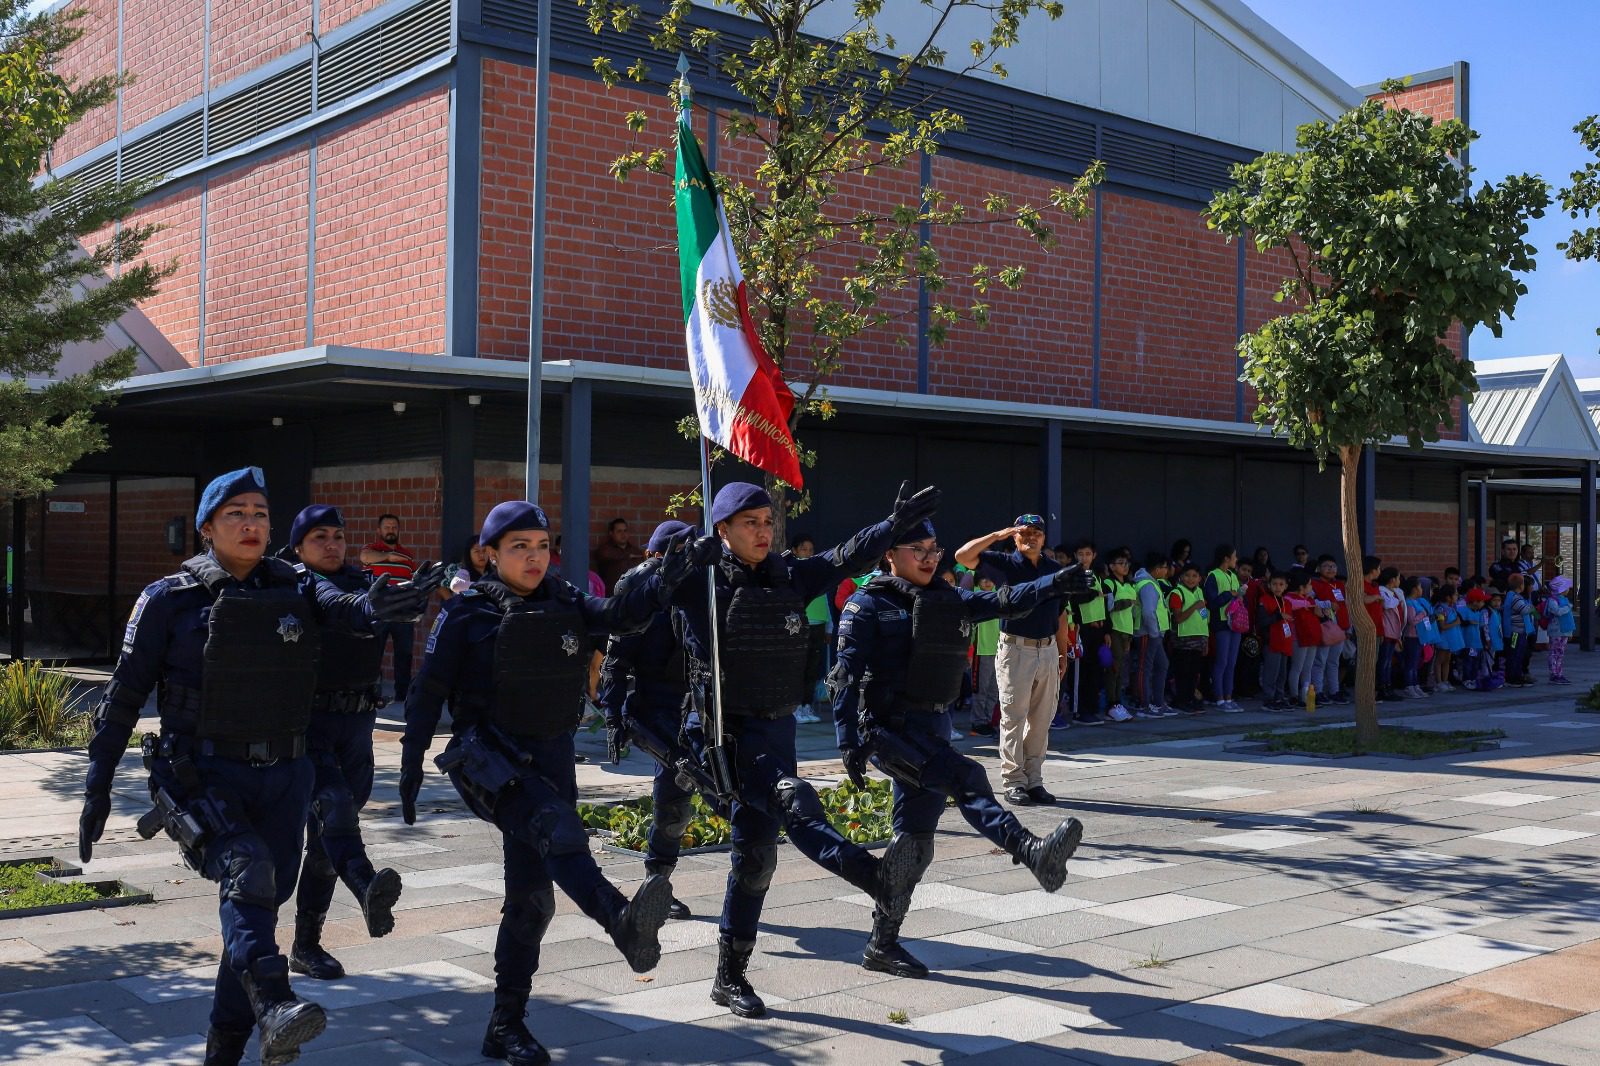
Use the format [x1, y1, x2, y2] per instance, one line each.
[77, 468, 433, 1066]
[399, 501, 710, 1066]
[670, 480, 939, 1019]
[832, 518, 1090, 978]
[598, 519, 700, 920]
[283, 504, 405, 980]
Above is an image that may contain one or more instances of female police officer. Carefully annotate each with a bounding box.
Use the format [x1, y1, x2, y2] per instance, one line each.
[668, 480, 938, 1020]
[77, 468, 432, 1066]
[284, 504, 406, 981]
[832, 519, 1089, 978]
[398, 501, 707, 1066]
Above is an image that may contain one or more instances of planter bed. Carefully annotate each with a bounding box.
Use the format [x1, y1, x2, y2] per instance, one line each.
[1227, 726, 1504, 761]
[0, 857, 153, 920]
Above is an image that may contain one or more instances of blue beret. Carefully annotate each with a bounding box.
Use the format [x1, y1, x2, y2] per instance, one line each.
[289, 504, 344, 548]
[481, 500, 551, 548]
[893, 519, 936, 546]
[710, 482, 772, 526]
[197, 466, 267, 531]
[647, 520, 691, 554]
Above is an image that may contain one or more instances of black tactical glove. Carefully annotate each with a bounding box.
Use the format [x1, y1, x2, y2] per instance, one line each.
[399, 756, 423, 826]
[79, 790, 111, 864]
[1052, 563, 1095, 596]
[888, 480, 941, 537]
[369, 574, 429, 623]
[841, 741, 874, 790]
[606, 716, 628, 766]
[410, 561, 448, 595]
[656, 531, 717, 599]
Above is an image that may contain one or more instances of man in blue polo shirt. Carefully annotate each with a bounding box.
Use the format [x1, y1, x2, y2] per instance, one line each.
[954, 514, 1070, 806]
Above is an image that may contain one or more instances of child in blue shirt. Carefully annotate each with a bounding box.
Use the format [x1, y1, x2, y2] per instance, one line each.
[1544, 575, 1575, 684]
[1433, 587, 1463, 692]
[1457, 590, 1486, 689]
[1503, 576, 1535, 686]
[1485, 589, 1505, 687]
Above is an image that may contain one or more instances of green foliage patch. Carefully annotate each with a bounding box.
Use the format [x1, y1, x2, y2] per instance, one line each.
[579, 778, 895, 852]
[0, 660, 92, 749]
[1242, 726, 1504, 758]
[0, 862, 112, 912]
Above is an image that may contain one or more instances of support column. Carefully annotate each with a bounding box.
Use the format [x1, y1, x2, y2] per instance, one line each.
[1356, 448, 1376, 554]
[9, 496, 25, 661]
[441, 393, 478, 562]
[1583, 461, 1596, 652]
[561, 379, 593, 584]
[1041, 421, 1062, 547]
[1475, 479, 1488, 579]
[1457, 472, 1470, 578]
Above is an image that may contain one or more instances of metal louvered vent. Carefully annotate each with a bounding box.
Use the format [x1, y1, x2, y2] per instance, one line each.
[1102, 128, 1238, 194]
[318, 0, 452, 107]
[120, 112, 205, 183]
[209, 62, 313, 153]
[56, 153, 117, 208]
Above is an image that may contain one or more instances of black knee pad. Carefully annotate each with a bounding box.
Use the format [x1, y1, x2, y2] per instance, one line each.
[502, 885, 556, 947]
[772, 775, 825, 824]
[301, 841, 336, 882]
[311, 786, 361, 838]
[654, 795, 693, 840]
[216, 834, 276, 909]
[731, 843, 778, 896]
[528, 797, 589, 859]
[907, 832, 936, 881]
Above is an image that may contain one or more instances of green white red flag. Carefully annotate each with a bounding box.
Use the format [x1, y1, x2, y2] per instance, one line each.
[674, 110, 803, 488]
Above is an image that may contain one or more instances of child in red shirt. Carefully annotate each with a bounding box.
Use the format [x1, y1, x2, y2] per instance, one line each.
[1284, 569, 1322, 704]
[1257, 572, 1294, 709]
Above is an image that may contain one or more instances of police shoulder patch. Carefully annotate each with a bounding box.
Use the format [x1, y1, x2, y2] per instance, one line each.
[841, 601, 861, 616]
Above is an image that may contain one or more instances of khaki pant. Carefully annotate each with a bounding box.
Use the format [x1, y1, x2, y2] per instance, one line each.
[996, 636, 1060, 789]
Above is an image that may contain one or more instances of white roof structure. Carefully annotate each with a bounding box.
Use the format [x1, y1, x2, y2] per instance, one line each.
[1575, 375, 1600, 436]
[1470, 354, 1600, 454]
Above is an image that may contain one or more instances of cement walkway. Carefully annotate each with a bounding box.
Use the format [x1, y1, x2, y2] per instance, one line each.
[4, 661, 1600, 1064]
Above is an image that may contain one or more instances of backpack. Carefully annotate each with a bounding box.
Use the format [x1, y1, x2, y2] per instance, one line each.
[1225, 597, 1251, 634]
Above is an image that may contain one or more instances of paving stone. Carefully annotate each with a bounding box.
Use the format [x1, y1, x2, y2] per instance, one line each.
[902, 993, 1099, 1054]
[1198, 829, 1320, 851]
[1471, 825, 1595, 846]
[1036, 1009, 1241, 1064]
[1342, 904, 1502, 940]
[1161, 981, 1365, 1037]
[1376, 933, 1545, 974]
[1085, 893, 1240, 926]
[1273, 956, 1455, 1003]
[993, 909, 1145, 948]
[0, 1015, 129, 1061]
[572, 977, 789, 1032]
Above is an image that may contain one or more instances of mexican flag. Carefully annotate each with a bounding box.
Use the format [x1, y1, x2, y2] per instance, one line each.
[675, 111, 803, 488]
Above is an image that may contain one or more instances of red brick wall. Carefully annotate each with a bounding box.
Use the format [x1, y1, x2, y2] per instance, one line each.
[320, 0, 388, 33]
[313, 89, 449, 352]
[1098, 192, 1239, 420]
[1375, 501, 1457, 579]
[121, 0, 204, 132]
[1377, 76, 1455, 123]
[926, 156, 1095, 404]
[130, 187, 205, 366]
[205, 149, 310, 361]
[470, 461, 702, 553]
[52, 0, 117, 164]
[35, 483, 111, 595]
[209, 0, 309, 89]
[115, 478, 195, 597]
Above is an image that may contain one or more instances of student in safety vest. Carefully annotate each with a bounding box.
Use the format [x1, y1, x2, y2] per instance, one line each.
[1167, 564, 1209, 715]
[1132, 553, 1173, 717]
[1203, 545, 1244, 711]
[1103, 548, 1139, 722]
[1069, 540, 1108, 725]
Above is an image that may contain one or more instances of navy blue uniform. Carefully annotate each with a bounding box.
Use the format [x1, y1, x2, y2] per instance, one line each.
[832, 574, 1061, 852]
[402, 572, 667, 994]
[84, 555, 382, 1032]
[598, 558, 695, 878]
[670, 521, 896, 942]
[295, 563, 385, 920]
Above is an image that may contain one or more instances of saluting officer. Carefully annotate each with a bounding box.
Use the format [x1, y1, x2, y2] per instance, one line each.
[670, 481, 938, 1019]
[832, 519, 1089, 978]
[77, 468, 431, 1066]
[283, 504, 406, 981]
[598, 519, 699, 920]
[399, 501, 709, 1066]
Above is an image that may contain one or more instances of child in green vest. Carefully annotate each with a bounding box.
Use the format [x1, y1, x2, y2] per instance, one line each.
[971, 576, 1002, 736]
[1104, 548, 1138, 722]
[1168, 564, 1210, 714]
[1133, 552, 1173, 716]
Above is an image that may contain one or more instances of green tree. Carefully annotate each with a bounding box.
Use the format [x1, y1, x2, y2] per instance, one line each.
[1, 0, 169, 499]
[578, 0, 1102, 527]
[1208, 80, 1548, 744]
[1557, 115, 1600, 339]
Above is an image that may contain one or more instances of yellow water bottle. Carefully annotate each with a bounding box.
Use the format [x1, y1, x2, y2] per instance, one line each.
[1305, 684, 1317, 715]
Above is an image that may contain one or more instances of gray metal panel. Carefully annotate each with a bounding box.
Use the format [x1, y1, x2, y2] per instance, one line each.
[1098, 0, 1149, 122]
[1094, 451, 1166, 553]
[1240, 459, 1303, 561]
[1470, 384, 1538, 446]
[1193, 24, 1239, 145]
[1167, 454, 1234, 559]
[1281, 89, 1318, 151]
[920, 436, 1027, 547]
[1146, 0, 1196, 134]
[1236, 59, 1283, 152]
[1061, 448, 1095, 541]
[1053, 0, 1101, 108]
[1302, 465, 1341, 554]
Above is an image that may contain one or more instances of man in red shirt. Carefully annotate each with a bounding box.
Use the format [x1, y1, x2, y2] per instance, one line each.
[1311, 555, 1350, 705]
[360, 514, 416, 701]
[592, 518, 645, 593]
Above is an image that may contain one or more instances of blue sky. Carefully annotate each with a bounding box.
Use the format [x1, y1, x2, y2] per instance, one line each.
[1247, 0, 1600, 377]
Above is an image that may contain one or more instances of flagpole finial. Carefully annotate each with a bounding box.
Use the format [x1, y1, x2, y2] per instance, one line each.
[676, 52, 692, 120]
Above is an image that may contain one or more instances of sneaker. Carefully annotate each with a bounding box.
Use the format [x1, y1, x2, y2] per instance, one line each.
[1153, 705, 1179, 717]
[1003, 786, 1032, 806]
[1132, 706, 1162, 720]
[1107, 704, 1133, 722]
[948, 728, 965, 741]
[1074, 715, 1106, 727]
[1217, 701, 1244, 714]
[1553, 676, 1573, 685]
[794, 705, 821, 724]
[1181, 704, 1206, 716]
[1436, 682, 1453, 693]
[969, 724, 997, 738]
[1050, 713, 1072, 731]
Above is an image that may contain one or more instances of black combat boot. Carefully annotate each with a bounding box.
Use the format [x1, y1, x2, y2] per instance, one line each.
[1010, 817, 1084, 893]
[668, 897, 692, 920]
[481, 988, 552, 1066]
[238, 954, 327, 1065]
[873, 831, 924, 923]
[341, 863, 403, 938]
[288, 912, 345, 980]
[201, 1025, 251, 1066]
[607, 873, 673, 973]
[710, 937, 765, 1017]
[862, 910, 929, 978]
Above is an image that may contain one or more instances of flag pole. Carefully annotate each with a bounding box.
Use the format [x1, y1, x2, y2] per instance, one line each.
[680, 54, 735, 794]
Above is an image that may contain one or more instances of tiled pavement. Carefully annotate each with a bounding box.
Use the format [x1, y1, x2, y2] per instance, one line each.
[5, 661, 1600, 1062]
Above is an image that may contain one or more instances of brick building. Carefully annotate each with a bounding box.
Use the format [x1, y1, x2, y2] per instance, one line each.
[9, 0, 1594, 662]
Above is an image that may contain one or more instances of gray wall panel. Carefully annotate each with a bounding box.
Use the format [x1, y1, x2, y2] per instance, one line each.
[1098, 0, 1149, 122]
[1147, 0, 1196, 134]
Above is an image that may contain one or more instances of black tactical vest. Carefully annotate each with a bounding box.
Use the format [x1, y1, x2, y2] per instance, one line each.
[489, 589, 590, 740]
[718, 577, 810, 715]
[903, 585, 971, 705]
[305, 568, 385, 694]
[186, 555, 321, 741]
[615, 560, 687, 696]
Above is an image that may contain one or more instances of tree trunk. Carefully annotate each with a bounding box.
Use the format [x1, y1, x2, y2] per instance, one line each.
[765, 469, 788, 549]
[1340, 443, 1380, 747]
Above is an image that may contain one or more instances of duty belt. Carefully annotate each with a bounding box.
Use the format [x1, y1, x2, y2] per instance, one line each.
[151, 730, 306, 766]
[312, 687, 381, 715]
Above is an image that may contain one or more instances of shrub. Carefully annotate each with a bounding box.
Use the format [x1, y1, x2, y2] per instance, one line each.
[0, 660, 93, 749]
